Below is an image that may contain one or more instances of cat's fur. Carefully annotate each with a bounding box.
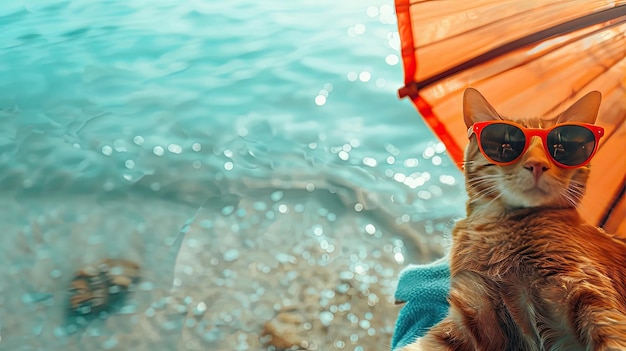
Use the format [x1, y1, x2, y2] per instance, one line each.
[401, 88, 626, 351]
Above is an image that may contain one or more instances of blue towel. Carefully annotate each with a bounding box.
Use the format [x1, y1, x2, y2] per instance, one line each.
[391, 255, 451, 350]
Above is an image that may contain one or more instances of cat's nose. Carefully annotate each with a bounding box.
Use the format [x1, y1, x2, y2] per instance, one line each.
[524, 160, 550, 181]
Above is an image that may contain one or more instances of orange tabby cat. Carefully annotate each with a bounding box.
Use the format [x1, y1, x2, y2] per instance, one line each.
[401, 88, 626, 351]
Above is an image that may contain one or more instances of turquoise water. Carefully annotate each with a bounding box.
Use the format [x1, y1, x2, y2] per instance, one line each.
[0, 1, 466, 350]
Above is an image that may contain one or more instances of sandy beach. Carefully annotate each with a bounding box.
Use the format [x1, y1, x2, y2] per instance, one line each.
[0, 183, 455, 350]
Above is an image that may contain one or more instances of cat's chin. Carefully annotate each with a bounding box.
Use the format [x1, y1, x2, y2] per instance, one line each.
[499, 172, 569, 209]
[501, 187, 562, 209]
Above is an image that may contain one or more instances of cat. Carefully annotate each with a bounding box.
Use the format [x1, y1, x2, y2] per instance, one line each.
[400, 88, 626, 351]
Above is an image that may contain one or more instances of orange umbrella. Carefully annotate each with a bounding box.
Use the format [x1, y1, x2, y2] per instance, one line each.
[394, 0, 626, 234]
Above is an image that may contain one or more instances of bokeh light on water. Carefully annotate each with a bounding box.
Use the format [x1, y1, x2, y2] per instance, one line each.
[0, 0, 466, 350]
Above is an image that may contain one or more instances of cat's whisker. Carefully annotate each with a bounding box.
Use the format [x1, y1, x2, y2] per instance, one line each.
[469, 179, 498, 191]
[565, 183, 586, 197]
[568, 184, 587, 194]
[469, 173, 501, 178]
[472, 183, 498, 196]
[468, 176, 501, 195]
[563, 188, 585, 208]
[481, 191, 504, 208]
[468, 181, 499, 190]
[470, 185, 502, 206]
[467, 175, 502, 188]
[558, 192, 579, 208]
[566, 186, 585, 198]
[473, 186, 499, 199]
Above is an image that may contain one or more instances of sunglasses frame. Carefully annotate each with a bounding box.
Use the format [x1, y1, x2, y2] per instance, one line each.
[468, 120, 605, 168]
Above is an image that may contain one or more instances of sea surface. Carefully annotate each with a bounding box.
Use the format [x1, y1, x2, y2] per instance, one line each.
[0, 0, 467, 350]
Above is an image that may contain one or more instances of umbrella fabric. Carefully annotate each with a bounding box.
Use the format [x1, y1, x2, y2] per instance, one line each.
[395, 0, 626, 234]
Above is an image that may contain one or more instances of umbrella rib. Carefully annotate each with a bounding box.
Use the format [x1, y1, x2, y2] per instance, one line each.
[403, 4, 626, 94]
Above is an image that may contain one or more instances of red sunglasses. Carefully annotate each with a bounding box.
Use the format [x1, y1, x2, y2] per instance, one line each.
[468, 121, 604, 168]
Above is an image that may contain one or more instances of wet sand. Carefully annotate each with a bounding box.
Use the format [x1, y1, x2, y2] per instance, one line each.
[0, 187, 453, 350]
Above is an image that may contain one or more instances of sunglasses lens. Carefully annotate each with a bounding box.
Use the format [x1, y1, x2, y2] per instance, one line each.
[479, 123, 526, 163]
[547, 125, 596, 166]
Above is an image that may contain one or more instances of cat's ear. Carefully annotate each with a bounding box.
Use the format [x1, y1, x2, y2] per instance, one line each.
[556, 91, 602, 124]
[463, 88, 501, 129]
